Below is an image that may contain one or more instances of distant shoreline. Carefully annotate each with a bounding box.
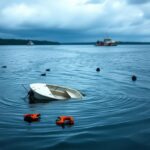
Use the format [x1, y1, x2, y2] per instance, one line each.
[62, 41, 150, 45]
[0, 38, 60, 45]
[0, 38, 150, 45]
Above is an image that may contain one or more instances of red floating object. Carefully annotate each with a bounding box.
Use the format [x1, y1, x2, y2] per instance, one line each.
[56, 116, 74, 126]
[24, 113, 40, 122]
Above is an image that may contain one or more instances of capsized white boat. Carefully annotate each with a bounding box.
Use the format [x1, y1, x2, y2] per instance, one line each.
[29, 83, 83, 102]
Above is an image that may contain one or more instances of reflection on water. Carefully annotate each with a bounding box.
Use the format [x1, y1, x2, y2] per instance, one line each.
[0, 45, 150, 150]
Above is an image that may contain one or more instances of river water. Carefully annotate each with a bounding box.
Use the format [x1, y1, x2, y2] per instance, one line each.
[0, 45, 150, 150]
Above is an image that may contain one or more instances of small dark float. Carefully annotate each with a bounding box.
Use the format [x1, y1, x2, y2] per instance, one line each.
[2, 65, 7, 68]
[46, 69, 50, 72]
[41, 73, 46, 76]
[132, 75, 137, 81]
[96, 67, 100, 72]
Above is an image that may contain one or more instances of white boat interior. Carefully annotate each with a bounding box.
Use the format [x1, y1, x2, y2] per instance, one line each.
[30, 83, 83, 101]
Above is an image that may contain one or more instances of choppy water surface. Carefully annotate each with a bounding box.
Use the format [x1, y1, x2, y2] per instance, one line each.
[0, 45, 150, 150]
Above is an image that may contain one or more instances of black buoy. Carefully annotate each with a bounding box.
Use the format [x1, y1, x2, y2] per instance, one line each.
[132, 75, 137, 81]
[2, 65, 7, 68]
[46, 68, 50, 72]
[41, 73, 46, 76]
[96, 67, 100, 72]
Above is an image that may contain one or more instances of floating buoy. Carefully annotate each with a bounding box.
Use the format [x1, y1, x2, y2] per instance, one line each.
[132, 75, 137, 81]
[46, 69, 50, 72]
[41, 73, 46, 76]
[96, 67, 100, 72]
[56, 116, 74, 126]
[2, 65, 7, 68]
[24, 113, 41, 122]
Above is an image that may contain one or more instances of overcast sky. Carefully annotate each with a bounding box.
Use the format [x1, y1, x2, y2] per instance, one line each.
[0, 0, 149, 42]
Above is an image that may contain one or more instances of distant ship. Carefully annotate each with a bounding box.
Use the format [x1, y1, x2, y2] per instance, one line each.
[96, 38, 117, 46]
[27, 40, 34, 45]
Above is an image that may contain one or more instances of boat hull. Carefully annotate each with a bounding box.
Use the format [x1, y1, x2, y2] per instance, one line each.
[96, 42, 117, 46]
[96, 38, 118, 46]
[28, 83, 83, 103]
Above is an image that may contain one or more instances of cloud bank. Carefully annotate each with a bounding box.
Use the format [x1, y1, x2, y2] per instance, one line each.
[0, 0, 149, 42]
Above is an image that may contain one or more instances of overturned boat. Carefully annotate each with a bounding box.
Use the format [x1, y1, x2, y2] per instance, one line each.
[29, 83, 83, 103]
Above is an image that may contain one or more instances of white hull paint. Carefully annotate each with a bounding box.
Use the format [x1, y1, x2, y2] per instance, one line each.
[29, 83, 83, 102]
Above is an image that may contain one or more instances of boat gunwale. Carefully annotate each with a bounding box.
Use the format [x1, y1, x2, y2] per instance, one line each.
[30, 83, 83, 100]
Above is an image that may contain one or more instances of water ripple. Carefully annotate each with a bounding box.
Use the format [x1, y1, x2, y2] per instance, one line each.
[0, 45, 150, 150]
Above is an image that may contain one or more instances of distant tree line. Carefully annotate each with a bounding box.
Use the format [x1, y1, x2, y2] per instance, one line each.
[0, 38, 60, 45]
[0, 38, 150, 45]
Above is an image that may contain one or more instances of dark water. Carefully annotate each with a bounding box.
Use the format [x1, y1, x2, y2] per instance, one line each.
[0, 45, 150, 150]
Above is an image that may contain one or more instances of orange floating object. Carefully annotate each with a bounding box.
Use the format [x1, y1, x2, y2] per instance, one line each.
[56, 116, 74, 125]
[24, 113, 40, 122]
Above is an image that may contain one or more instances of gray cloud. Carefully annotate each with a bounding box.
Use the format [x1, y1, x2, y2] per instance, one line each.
[126, 0, 150, 5]
[86, 0, 105, 4]
[0, 0, 149, 42]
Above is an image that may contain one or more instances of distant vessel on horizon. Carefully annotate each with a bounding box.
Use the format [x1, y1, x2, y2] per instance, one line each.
[96, 38, 117, 46]
[27, 40, 34, 45]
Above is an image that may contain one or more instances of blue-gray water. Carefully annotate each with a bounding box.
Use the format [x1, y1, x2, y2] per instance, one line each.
[0, 45, 150, 150]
